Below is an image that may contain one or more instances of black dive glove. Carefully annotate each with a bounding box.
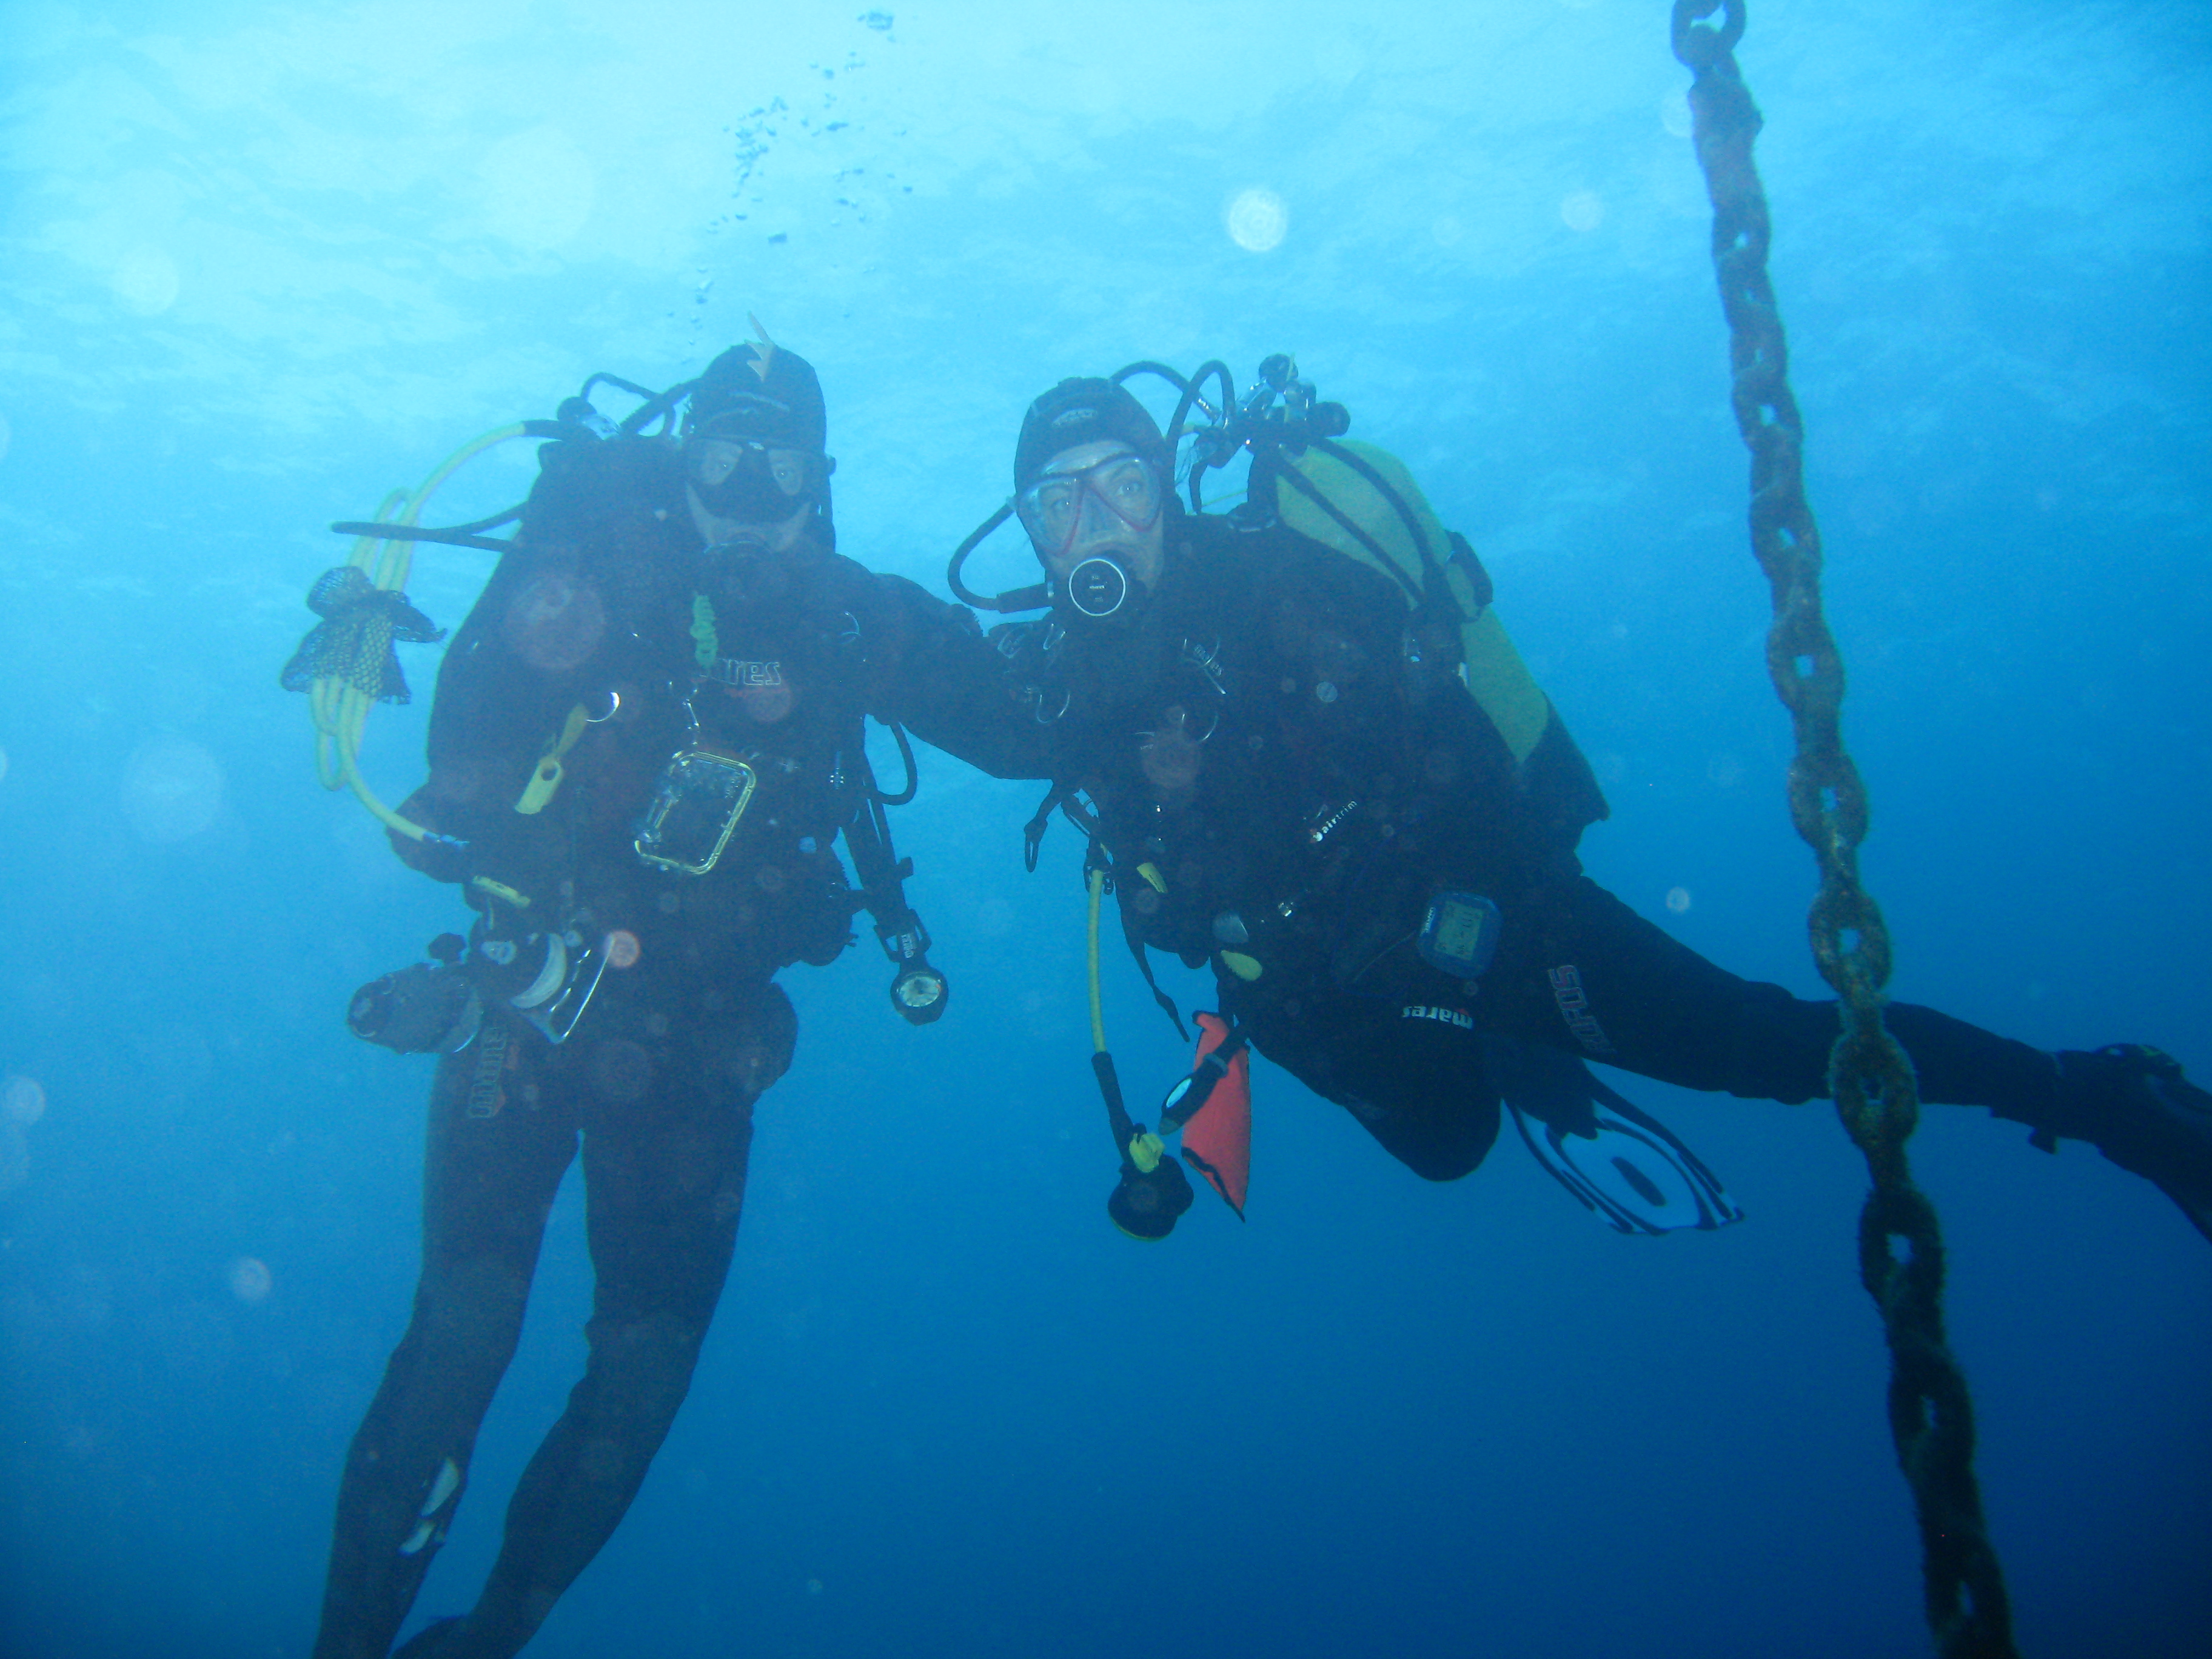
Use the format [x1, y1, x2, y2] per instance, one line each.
[347, 934, 480, 1054]
[2045, 1045, 2212, 1244]
[349, 881, 604, 1054]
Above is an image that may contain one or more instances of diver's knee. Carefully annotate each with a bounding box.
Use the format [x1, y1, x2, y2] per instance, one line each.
[1363, 1118, 1486, 1182]
[1400, 1147, 1484, 1183]
[583, 1309, 711, 1407]
[403, 1256, 534, 1367]
[1347, 1095, 1498, 1182]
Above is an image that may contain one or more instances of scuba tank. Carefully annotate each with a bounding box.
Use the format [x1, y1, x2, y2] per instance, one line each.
[947, 354, 1604, 802]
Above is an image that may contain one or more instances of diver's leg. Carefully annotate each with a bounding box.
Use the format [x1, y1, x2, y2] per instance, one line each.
[1488, 874, 2059, 1109]
[1490, 876, 2212, 1239]
[1239, 990, 1502, 1181]
[312, 1037, 577, 1659]
[428, 985, 794, 1658]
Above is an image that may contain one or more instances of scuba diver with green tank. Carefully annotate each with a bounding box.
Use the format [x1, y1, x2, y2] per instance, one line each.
[923, 355, 2212, 1245]
[293, 332, 981, 1659]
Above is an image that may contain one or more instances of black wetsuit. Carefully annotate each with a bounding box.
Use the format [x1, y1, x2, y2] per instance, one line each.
[902, 511, 2062, 1181]
[313, 436, 976, 1659]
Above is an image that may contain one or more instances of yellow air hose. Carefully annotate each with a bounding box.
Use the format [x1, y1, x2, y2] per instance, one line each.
[1087, 866, 1109, 1054]
[308, 424, 539, 841]
[1087, 865, 1166, 1173]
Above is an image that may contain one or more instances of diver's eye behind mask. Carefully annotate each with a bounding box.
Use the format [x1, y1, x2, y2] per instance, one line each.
[1016, 452, 1163, 562]
[688, 434, 815, 525]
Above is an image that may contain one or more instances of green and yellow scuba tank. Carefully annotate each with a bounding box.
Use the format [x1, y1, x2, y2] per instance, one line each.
[1195, 354, 1586, 790]
[948, 352, 1602, 800]
[1267, 435, 1554, 770]
[949, 352, 1606, 1235]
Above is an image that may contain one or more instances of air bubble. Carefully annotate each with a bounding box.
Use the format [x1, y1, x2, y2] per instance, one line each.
[1225, 189, 1288, 253]
[3, 1076, 45, 1126]
[229, 1257, 273, 1304]
[122, 738, 224, 844]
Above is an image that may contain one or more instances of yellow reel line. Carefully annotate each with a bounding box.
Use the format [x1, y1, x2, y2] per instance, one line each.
[1087, 863, 1168, 1175]
[307, 424, 539, 841]
[1087, 866, 1110, 1055]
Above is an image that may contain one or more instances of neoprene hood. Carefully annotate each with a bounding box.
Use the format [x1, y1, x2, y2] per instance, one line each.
[1015, 378, 1170, 494]
[689, 341, 829, 455]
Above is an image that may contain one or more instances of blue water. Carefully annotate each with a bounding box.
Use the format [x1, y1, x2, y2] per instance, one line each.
[2, 2, 2207, 1655]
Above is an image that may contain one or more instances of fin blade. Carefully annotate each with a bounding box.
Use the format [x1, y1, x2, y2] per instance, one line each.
[1496, 1045, 1744, 1235]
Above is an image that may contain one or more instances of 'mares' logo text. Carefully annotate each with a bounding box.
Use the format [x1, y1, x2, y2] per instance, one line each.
[1401, 1005, 1473, 1030]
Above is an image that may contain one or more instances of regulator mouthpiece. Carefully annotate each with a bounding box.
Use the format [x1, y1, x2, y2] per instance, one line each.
[1063, 556, 1130, 619]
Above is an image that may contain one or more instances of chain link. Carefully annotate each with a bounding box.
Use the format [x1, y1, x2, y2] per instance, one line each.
[1671, 6, 2017, 1655]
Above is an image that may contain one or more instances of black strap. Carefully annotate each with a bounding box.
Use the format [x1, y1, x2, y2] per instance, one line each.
[1446, 530, 1494, 610]
[1269, 437, 1474, 669]
[329, 521, 517, 554]
[1024, 780, 1096, 872]
[1093, 1051, 1139, 1157]
[1268, 451, 1422, 603]
[1110, 869, 1190, 1043]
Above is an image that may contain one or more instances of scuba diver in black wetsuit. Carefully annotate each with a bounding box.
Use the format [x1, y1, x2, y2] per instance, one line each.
[309, 338, 971, 1659]
[910, 363, 2212, 1244]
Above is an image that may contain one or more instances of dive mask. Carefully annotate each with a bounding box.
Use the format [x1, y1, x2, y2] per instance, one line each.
[686, 430, 816, 525]
[1016, 452, 1163, 566]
